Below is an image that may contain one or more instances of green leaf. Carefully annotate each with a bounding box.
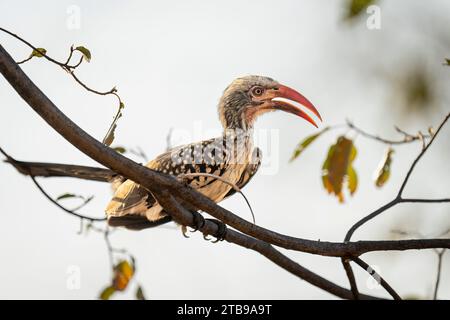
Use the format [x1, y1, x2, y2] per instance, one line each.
[113, 146, 126, 154]
[346, 0, 376, 19]
[30, 48, 47, 58]
[374, 147, 394, 188]
[444, 58, 450, 66]
[290, 127, 329, 162]
[56, 193, 77, 201]
[75, 46, 91, 62]
[99, 286, 116, 300]
[321, 136, 358, 203]
[135, 286, 146, 300]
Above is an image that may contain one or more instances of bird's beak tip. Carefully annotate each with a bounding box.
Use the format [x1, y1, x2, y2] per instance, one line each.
[273, 84, 322, 128]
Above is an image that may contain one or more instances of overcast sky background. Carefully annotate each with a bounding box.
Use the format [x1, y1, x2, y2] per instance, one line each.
[1, 0, 449, 299]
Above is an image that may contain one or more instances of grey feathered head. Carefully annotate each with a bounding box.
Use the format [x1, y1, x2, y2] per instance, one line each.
[218, 75, 321, 131]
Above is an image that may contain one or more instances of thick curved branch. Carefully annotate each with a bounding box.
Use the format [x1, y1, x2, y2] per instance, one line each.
[1, 149, 449, 257]
[0, 43, 370, 299]
[154, 190, 380, 300]
[1, 44, 449, 299]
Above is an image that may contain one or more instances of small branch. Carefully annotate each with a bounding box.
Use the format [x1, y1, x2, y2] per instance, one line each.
[0, 27, 72, 68]
[68, 71, 119, 97]
[0, 27, 125, 146]
[401, 198, 450, 203]
[16, 56, 33, 65]
[352, 257, 402, 300]
[433, 249, 446, 300]
[345, 199, 398, 242]
[344, 112, 450, 242]
[341, 259, 360, 299]
[30, 176, 106, 222]
[346, 119, 431, 145]
[397, 113, 450, 197]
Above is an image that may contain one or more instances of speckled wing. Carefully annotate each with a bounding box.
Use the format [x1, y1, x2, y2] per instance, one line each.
[106, 138, 222, 229]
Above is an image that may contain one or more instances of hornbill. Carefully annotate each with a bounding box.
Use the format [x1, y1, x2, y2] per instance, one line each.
[106, 75, 321, 239]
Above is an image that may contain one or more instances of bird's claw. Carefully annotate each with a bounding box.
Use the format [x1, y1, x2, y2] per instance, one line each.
[181, 225, 190, 238]
[205, 219, 227, 243]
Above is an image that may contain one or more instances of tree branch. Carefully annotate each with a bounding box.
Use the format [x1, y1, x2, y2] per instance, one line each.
[1, 42, 449, 299]
[1, 147, 449, 257]
[346, 119, 431, 145]
[345, 112, 450, 242]
[352, 257, 402, 300]
[154, 190, 380, 300]
[0, 42, 372, 299]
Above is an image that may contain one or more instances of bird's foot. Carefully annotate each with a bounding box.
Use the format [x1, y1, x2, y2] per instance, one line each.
[181, 211, 205, 238]
[203, 219, 227, 243]
[190, 211, 205, 232]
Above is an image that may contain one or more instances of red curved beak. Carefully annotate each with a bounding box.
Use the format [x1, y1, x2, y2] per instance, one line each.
[272, 84, 321, 128]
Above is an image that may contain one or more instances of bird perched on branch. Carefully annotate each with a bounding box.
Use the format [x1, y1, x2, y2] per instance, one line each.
[106, 75, 321, 238]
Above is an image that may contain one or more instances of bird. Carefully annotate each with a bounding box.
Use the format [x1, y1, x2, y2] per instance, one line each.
[105, 75, 321, 237]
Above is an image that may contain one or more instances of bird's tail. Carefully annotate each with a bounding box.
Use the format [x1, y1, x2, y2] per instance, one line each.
[108, 214, 173, 230]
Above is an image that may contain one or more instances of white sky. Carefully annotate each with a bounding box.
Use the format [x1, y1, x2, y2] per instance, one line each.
[0, 0, 449, 299]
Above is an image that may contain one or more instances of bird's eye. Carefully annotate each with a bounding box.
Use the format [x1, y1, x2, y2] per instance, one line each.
[251, 86, 264, 96]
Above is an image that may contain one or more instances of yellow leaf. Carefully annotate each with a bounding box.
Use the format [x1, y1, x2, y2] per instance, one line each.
[374, 147, 394, 188]
[321, 136, 358, 203]
[347, 166, 358, 195]
[112, 146, 126, 154]
[113, 260, 134, 291]
[99, 285, 116, 300]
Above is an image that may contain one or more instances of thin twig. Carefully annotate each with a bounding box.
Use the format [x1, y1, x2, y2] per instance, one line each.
[433, 249, 446, 300]
[30, 176, 106, 221]
[340, 113, 450, 299]
[0, 27, 125, 147]
[346, 119, 431, 145]
[345, 113, 450, 242]
[397, 113, 450, 197]
[342, 258, 360, 299]
[352, 257, 402, 300]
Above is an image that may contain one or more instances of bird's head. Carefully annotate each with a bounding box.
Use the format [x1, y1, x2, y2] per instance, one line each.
[218, 75, 321, 131]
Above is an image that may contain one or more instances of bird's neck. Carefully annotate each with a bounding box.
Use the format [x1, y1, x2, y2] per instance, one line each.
[220, 127, 254, 158]
[221, 127, 253, 142]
